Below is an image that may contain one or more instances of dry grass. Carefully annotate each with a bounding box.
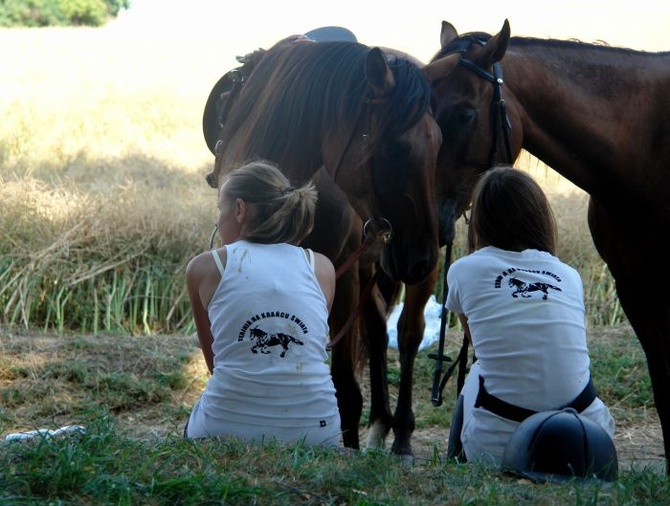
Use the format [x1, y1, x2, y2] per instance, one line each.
[1, 23, 623, 333]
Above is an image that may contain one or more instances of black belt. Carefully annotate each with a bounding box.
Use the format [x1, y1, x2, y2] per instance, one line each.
[475, 375, 597, 423]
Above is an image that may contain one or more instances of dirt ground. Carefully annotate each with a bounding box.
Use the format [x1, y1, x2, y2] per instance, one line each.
[1, 330, 666, 474]
[409, 420, 666, 473]
[113, 404, 665, 473]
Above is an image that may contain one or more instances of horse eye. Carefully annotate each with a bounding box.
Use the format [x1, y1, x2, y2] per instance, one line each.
[454, 105, 476, 127]
[440, 104, 477, 142]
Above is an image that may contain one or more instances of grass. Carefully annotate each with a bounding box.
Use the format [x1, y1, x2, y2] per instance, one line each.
[5, 426, 663, 506]
[0, 326, 666, 504]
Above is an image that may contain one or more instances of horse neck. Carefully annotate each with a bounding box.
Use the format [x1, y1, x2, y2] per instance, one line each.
[219, 62, 368, 186]
[502, 40, 670, 198]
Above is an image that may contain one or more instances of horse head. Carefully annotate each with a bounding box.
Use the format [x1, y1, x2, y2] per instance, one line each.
[328, 47, 441, 283]
[423, 19, 523, 244]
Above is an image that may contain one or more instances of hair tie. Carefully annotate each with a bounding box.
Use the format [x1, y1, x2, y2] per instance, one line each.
[282, 186, 295, 195]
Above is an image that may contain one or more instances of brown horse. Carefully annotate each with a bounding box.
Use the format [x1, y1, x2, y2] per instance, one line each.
[202, 34, 441, 457]
[423, 19, 670, 474]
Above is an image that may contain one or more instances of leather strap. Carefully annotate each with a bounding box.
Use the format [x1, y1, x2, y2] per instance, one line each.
[475, 375, 597, 423]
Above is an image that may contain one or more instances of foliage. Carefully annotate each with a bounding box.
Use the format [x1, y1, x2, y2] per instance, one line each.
[6, 425, 658, 506]
[0, 176, 207, 334]
[0, 0, 130, 27]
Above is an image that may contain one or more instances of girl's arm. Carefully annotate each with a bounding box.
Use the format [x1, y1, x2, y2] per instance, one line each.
[313, 251, 336, 311]
[186, 252, 223, 374]
[457, 313, 472, 345]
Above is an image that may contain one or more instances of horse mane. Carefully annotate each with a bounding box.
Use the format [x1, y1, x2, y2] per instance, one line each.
[380, 55, 432, 136]
[510, 36, 667, 56]
[218, 40, 431, 180]
[436, 30, 668, 61]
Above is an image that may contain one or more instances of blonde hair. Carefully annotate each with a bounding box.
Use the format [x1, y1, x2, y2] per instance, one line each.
[468, 165, 557, 254]
[221, 160, 318, 245]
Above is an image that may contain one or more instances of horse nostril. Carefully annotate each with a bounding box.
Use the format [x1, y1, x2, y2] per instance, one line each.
[206, 173, 218, 188]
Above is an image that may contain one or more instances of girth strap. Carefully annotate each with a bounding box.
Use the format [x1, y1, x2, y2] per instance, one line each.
[475, 375, 597, 423]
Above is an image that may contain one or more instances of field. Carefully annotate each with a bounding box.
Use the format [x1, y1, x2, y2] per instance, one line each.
[1, 325, 666, 504]
[0, 17, 668, 505]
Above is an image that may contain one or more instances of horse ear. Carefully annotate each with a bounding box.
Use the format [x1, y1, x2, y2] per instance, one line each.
[365, 47, 395, 98]
[475, 19, 511, 67]
[422, 53, 460, 83]
[440, 21, 458, 49]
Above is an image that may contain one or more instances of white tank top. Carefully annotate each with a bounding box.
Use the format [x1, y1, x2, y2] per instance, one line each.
[198, 240, 339, 429]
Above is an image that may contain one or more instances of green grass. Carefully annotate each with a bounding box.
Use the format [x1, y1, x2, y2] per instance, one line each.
[2, 412, 668, 505]
[1, 327, 665, 504]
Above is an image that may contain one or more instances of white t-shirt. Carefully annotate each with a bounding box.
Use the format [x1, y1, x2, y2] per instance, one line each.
[187, 240, 341, 446]
[446, 246, 614, 464]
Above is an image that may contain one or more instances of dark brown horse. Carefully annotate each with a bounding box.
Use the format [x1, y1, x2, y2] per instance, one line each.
[202, 34, 441, 458]
[424, 19, 670, 474]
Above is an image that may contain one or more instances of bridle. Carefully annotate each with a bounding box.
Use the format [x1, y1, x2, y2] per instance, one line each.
[430, 35, 514, 407]
[447, 35, 514, 168]
[459, 57, 514, 167]
[326, 217, 392, 350]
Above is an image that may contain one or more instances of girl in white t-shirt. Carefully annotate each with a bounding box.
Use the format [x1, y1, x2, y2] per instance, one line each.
[184, 160, 341, 447]
[445, 166, 614, 465]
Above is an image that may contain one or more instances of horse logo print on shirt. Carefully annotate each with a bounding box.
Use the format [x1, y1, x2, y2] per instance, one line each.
[494, 267, 563, 301]
[245, 326, 303, 357]
[237, 311, 309, 357]
[508, 276, 562, 300]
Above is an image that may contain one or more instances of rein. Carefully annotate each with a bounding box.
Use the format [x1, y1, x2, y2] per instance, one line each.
[327, 218, 393, 350]
[430, 37, 515, 407]
[429, 242, 469, 406]
[335, 218, 393, 279]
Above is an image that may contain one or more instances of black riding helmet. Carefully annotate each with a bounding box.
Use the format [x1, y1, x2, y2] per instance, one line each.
[502, 408, 618, 483]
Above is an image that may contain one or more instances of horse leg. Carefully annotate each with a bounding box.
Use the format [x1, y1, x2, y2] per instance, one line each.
[612, 278, 670, 475]
[301, 170, 364, 449]
[329, 265, 364, 449]
[588, 200, 670, 474]
[391, 265, 439, 459]
[360, 264, 394, 451]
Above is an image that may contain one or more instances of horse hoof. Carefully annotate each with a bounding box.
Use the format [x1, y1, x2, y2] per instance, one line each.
[364, 421, 389, 450]
[398, 453, 415, 467]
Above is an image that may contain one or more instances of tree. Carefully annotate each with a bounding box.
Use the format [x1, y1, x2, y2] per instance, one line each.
[0, 0, 130, 27]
